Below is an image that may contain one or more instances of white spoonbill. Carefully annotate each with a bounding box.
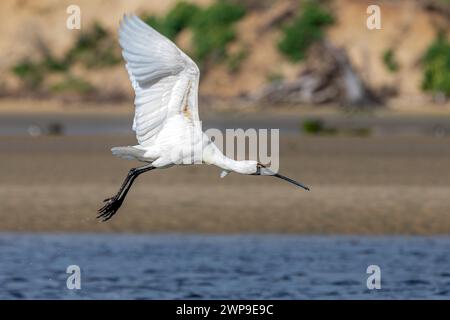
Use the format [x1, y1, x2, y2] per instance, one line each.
[98, 14, 309, 222]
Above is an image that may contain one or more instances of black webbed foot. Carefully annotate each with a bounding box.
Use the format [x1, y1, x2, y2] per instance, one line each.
[97, 196, 124, 222]
[97, 165, 154, 222]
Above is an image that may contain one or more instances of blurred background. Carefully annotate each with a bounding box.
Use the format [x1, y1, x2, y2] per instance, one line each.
[1, 0, 450, 299]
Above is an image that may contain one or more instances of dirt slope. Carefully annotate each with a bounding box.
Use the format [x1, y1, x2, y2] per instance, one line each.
[0, 0, 447, 106]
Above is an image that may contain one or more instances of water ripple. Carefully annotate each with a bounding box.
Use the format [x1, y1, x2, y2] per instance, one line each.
[0, 234, 449, 299]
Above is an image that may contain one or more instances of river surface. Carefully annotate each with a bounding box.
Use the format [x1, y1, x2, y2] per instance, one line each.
[1, 234, 450, 299]
[1, 113, 449, 136]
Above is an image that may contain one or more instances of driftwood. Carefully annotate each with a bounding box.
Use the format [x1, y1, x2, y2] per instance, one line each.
[258, 1, 298, 33]
[421, 0, 450, 19]
[255, 41, 380, 107]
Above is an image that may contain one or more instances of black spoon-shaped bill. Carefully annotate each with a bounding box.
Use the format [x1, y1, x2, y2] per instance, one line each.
[273, 173, 310, 191]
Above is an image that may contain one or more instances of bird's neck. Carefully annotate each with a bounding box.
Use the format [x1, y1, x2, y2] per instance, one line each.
[202, 139, 256, 174]
[213, 154, 243, 172]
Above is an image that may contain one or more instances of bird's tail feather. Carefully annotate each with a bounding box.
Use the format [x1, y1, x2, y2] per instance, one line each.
[111, 146, 147, 161]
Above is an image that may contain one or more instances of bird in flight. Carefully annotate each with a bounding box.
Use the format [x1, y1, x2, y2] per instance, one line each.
[97, 14, 309, 222]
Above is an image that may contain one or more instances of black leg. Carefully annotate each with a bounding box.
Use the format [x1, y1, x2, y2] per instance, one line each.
[97, 164, 154, 222]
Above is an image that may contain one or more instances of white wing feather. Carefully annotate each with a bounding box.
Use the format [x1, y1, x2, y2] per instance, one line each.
[118, 14, 200, 146]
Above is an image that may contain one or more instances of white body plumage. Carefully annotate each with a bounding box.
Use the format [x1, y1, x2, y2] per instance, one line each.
[115, 14, 257, 175]
[97, 14, 309, 222]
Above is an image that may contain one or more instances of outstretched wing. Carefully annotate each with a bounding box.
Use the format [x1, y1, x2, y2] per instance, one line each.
[118, 14, 200, 147]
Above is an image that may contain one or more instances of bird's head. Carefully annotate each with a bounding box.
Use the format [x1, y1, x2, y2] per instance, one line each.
[220, 162, 310, 191]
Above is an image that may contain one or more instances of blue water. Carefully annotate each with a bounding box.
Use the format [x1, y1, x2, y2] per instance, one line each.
[1, 234, 450, 299]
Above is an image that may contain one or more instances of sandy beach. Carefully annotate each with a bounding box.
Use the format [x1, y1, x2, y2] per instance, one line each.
[1, 133, 449, 234]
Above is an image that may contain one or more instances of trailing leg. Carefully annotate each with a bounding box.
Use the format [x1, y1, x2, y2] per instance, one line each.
[97, 164, 154, 221]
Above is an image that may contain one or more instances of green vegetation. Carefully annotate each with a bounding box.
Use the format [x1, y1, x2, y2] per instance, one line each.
[302, 119, 327, 134]
[143, 0, 246, 66]
[341, 127, 372, 137]
[11, 22, 120, 94]
[382, 49, 400, 73]
[143, 1, 200, 40]
[302, 119, 371, 136]
[11, 60, 44, 89]
[278, 1, 334, 62]
[12, 54, 70, 90]
[12, 1, 247, 94]
[50, 76, 94, 94]
[66, 23, 120, 68]
[42, 54, 69, 72]
[422, 33, 450, 96]
[190, 1, 245, 63]
[10, 0, 247, 95]
[227, 48, 248, 73]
